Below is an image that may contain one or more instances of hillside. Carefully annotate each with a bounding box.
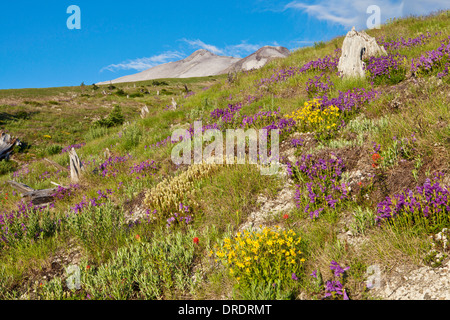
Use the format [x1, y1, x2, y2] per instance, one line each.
[0, 11, 449, 301]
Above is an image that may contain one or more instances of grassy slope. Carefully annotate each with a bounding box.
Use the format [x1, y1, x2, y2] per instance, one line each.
[0, 11, 449, 300]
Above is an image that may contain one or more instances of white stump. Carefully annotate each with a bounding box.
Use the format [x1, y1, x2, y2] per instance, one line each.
[69, 148, 84, 183]
[338, 27, 387, 78]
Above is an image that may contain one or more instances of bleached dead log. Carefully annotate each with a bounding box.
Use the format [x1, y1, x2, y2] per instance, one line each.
[0, 131, 21, 161]
[23, 188, 57, 206]
[338, 27, 387, 78]
[44, 158, 69, 173]
[69, 148, 84, 183]
[7, 180, 57, 206]
[51, 181, 69, 189]
[140, 105, 149, 119]
[7, 180, 34, 194]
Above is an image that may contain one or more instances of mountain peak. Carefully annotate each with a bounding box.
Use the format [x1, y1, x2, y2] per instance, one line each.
[184, 49, 217, 61]
[97, 46, 289, 85]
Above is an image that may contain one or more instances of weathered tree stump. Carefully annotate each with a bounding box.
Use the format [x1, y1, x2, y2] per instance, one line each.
[338, 27, 387, 78]
[104, 148, 111, 159]
[69, 148, 84, 183]
[140, 106, 149, 119]
[170, 97, 177, 110]
[0, 131, 21, 161]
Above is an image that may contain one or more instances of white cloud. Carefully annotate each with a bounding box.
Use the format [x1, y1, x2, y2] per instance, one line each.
[101, 51, 184, 72]
[286, 2, 359, 26]
[180, 39, 224, 55]
[284, 0, 449, 29]
[401, 0, 450, 16]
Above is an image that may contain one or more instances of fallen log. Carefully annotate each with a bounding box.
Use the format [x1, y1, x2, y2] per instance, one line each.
[51, 181, 69, 189]
[23, 188, 57, 206]
[44, 158, 69, 172]
[7, 180, 57, 206]
[7, 180, 34, 194]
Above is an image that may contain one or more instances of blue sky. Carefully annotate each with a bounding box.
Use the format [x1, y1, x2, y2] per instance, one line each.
[0, 0, 448, 89]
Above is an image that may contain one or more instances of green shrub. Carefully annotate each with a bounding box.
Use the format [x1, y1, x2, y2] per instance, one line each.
[95, 105, 125, 128]
[0, 160, 17, 176]
[115, 89, 127, 97]
[84, 126, 110, 142]
[81, 228, 198, 300]
[152, 80, 168, 86]
[15, 110, 30, 120]
[120, 124, 143, 151]
[68, 201, 124, 257]
[0, 266, 14, 299]
[45, 144, 63, 156]
[160, 89, 173, 95]
[0, 205, 64, 249]
[128, 92, 144, 98]
[38, 277, 66, 300]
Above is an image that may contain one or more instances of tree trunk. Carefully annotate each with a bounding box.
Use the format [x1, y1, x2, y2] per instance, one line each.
[0, 131, 20, 161]
[170, 97, 177, 110]
[140, 106, 149, 119]
[23, 188, 57, 206]
[7, 180, 34, 194]
[69, 148, 84, 183]
[338, 27, 387, 78]
[7, 180, 57, 206]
